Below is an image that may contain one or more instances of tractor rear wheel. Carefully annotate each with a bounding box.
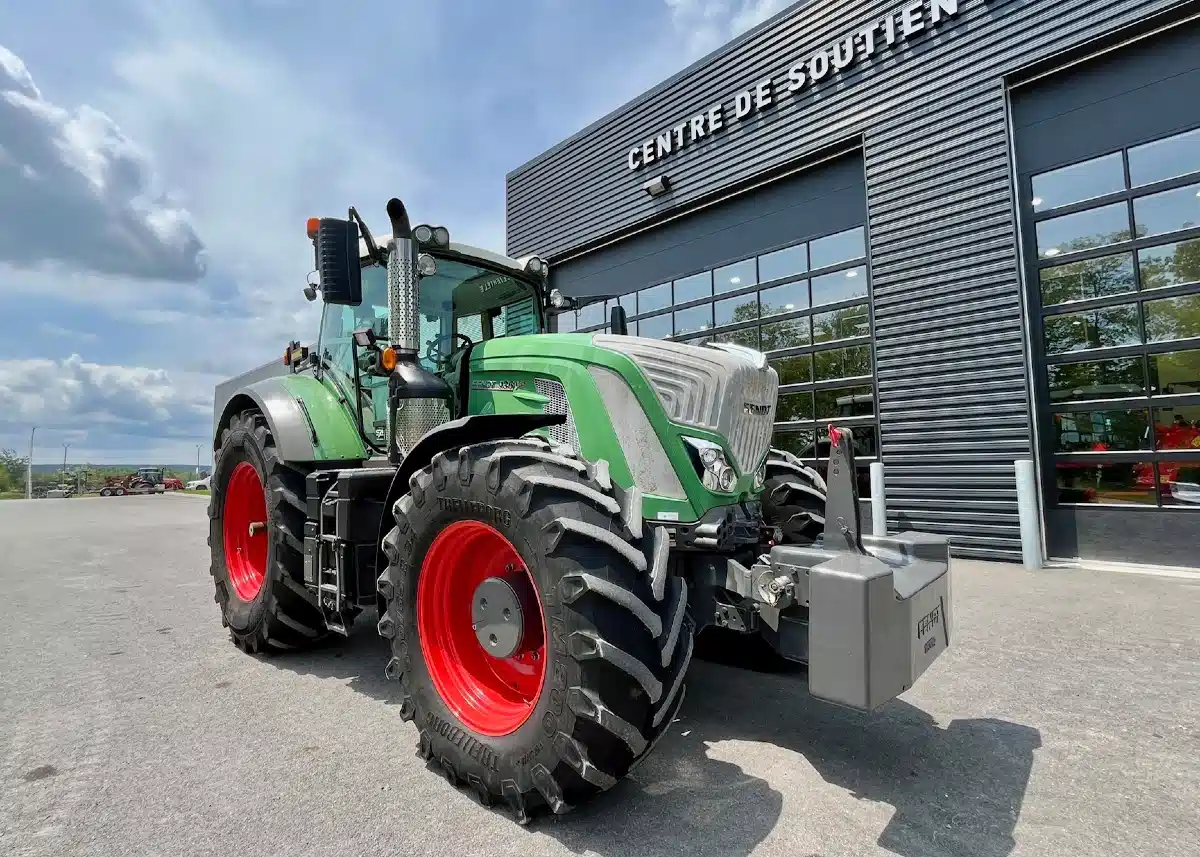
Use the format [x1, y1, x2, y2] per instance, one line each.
[378, 437, 693, 822]
[207, 409, 327, 654]
[761, 447, 828, 544]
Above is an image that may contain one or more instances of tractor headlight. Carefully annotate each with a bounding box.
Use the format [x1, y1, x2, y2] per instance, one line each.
[683, 436, 738, 494]
[753, 458, 767, 491]
[417, 253, 438, 277]
[413, 225, 450, 248]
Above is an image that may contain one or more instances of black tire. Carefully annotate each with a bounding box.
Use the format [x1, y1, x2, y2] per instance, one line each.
[761, 447, 828, 544]
[207, 409, 327, 654]
[99, 488, 112, 497]
[377, 437, 693, 823]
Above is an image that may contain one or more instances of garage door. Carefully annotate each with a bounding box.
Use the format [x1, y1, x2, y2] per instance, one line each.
[1011, 18, 1200, 566]
[552, 150, 880, 491]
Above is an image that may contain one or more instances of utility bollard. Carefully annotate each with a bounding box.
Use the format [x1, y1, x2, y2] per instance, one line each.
[1015, 459, 1043, 569]
[869, 461, 886, 536]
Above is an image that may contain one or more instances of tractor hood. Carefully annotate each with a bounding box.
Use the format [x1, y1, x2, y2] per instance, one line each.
[589, 334, 779, 476]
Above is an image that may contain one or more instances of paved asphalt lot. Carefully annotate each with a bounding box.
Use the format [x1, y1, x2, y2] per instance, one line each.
[1, 495, 1197, 857]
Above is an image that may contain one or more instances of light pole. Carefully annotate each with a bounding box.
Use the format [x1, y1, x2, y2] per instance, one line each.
[62, 443, 71, 477]
[26, 426, 36, 500]
[195, 444, 202, 476]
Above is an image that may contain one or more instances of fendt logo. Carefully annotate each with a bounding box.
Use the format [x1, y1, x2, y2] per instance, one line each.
[917, 604, 942, 640]
[743, 402, 771, 416]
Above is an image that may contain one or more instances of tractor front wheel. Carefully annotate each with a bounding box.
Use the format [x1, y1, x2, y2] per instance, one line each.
[207, 409, 327, 654]
[761, 447, 828, 544]
[378, 437, 693, 822]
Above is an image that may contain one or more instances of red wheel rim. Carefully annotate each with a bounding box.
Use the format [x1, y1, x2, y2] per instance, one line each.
[417, 521, 546, 737]
[223, 461, 269, 602]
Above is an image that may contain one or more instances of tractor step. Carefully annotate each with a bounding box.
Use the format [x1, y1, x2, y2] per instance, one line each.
[318, 485, 349, 635]
[301, 466, 396, 636]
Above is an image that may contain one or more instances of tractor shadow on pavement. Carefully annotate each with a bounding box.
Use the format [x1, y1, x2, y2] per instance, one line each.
[544, 631, 1042, 857]
[268, 622, 1041, 857]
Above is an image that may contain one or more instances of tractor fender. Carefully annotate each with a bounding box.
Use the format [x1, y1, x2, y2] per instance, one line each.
[214, 375, 367, 464]
[373, 413, 566, 567]
[213, 378, 318, 461]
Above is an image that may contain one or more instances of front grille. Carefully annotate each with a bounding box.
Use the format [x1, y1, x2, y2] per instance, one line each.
[534, 377, 580, 453]
[591, 334, 778, 475]
[727, 369, 778, 475]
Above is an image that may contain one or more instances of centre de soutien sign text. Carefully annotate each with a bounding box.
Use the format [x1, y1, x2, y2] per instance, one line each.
[626, 0, 963, 171]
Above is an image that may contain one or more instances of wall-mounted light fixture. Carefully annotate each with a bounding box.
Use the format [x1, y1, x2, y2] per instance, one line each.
[643, 174, 671, 197]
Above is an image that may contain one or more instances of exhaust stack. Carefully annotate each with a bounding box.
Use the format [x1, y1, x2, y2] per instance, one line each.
[386, 197, 419, 354]
[383, 197, 450, 456]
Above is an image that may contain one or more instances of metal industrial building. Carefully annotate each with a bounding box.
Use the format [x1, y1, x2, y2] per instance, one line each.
[504, 0, 1200, 566]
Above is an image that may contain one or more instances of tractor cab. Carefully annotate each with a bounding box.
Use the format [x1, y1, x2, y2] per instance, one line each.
[303, 213, 554, 455]
[350, 243, 548, 374]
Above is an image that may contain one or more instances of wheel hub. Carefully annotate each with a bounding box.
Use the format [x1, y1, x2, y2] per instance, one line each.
[471, 576, 529, 659]
[223, 461, 268, 602]
[416, 520, 547, 737]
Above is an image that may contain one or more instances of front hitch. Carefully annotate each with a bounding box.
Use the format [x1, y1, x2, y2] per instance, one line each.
[740, 425, 954, 711]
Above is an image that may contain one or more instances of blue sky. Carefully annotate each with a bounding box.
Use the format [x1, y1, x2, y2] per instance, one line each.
[0, 0, 791, 466]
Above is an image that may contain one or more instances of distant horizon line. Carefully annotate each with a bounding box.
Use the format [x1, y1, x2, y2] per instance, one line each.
[28, 463, 210, 472]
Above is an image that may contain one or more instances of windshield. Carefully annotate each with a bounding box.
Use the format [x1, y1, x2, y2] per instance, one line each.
[362, 256, 543, 371]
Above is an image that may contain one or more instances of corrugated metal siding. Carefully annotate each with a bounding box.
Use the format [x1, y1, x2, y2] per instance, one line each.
[506, 0, 1186, 560]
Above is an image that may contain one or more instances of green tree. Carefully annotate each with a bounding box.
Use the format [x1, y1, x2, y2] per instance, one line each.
[813, 304, 869, 343]
[0, 449, 31, 494]
[1040, 252, 1135, 305]
[1137, 236, 1200, 291]
[756, 302, 807, 352]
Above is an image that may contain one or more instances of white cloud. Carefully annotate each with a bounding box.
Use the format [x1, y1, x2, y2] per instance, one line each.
[0, 44, 206, 282]
[555, 0, 799, 141]
[36, 322, 99, 343]
[729, 0, 796, 35]
[664, 0, 738, 62]
[665, 0, 796, 60]
[0, 354, 215, 439]
[3, 0, 425, 399]
[100, 0, 425, 316]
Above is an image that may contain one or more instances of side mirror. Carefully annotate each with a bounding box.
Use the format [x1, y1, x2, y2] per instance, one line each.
[609, 304, 629, 336]
[314, 218, 362, 305]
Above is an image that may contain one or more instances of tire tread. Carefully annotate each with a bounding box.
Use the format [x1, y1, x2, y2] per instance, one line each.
[762, 448, 829, 544]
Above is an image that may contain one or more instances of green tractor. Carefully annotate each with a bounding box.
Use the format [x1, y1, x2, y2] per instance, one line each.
[207, 197, 954, 821]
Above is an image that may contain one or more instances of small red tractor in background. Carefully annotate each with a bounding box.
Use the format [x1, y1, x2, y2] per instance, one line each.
[97, 467, 177, 496]
[137, 466, 184, 489]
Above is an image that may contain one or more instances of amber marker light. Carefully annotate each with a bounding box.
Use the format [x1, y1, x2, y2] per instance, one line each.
[380, 347, 398, 372]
